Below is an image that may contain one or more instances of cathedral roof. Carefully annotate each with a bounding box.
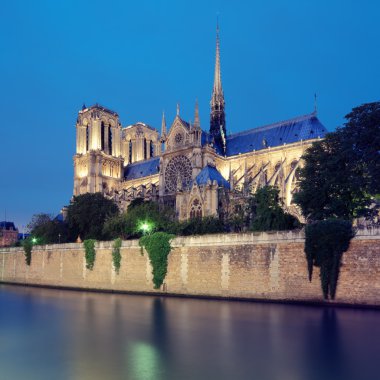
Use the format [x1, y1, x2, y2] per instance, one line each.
[224, 112, 327, 157]
[124, 157, 160, 181]
[195, 164, 230, 189]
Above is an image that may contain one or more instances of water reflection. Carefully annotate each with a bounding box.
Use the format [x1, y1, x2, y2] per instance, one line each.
[1, 285, 380, 380]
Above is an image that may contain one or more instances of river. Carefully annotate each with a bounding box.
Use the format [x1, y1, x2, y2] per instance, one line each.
[0, 284, 379, 380]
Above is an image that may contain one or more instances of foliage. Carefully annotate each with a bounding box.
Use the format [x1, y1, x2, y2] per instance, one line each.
[30, 219, 72, 244]
[294, 102, 380, 222]
[248, 186, 300, 231]
[127, 197, 145, 211]
[112, 238, 122, 274]
[26, 213, 53, 233]
[103, 201, 176, 239]
[305, 219, 354, 300]
[22, 237, 33, 266]
[176, 216, 225, 236]
[103, 214, 130, 240]
[83, 239, 96, 270]
[67, 193, 119, 240]
[139, 232, 175, 289]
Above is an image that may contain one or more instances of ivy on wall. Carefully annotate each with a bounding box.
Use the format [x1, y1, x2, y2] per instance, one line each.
[112, 238, 122, 274]
[84, 239, 96, 270]
[22, 238, 33, 266]
[305, 219, 354, 300]
[139, 232, 175, 289]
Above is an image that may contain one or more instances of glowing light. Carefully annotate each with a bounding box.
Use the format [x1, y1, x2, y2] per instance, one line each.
[32, 238, 37, 244]
[138, 220, 153, 234]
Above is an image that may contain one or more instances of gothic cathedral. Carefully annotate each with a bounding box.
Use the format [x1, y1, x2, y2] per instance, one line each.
[73, 27, 327, 221]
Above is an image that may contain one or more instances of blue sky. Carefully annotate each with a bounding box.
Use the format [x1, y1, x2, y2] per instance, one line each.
[1, 0, 379, 228]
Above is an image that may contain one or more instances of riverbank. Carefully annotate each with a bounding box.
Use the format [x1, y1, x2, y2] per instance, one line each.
[1, 229, 380, 307]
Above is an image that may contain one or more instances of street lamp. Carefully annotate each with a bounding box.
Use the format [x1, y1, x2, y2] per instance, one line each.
[138, 221, 153, 235]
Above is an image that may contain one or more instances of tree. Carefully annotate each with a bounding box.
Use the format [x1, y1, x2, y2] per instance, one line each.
[103, 201, 176, 239]
[27, 213, 53, 233]
[27, 213, 72, 244]
[67, 193, 119, 240]
[294, 101, 380, 222]
[31, 219, 72, 244]
[248, 186, 300, 231]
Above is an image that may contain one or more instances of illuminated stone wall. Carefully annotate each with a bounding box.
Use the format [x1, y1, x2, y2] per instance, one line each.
[1, 229, 379, 306]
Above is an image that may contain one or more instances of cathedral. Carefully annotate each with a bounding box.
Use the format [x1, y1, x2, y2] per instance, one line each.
[73, 27, 327, 221]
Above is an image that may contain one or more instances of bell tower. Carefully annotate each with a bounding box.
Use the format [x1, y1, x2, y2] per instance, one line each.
[73, 104, 123, 196]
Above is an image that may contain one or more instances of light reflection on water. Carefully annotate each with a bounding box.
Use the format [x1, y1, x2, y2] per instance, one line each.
[0, 284, 379, 380]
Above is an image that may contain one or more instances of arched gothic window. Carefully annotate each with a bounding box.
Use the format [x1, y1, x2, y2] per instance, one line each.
[274, 162, 282, 186]
[150, 141, 154, 157]
[108, 127, 113, 155]
[86, 126, 89, 152]
[129, 140, 132, 164]
[190, 198, 202, 219]
[101, 122, 105, 150]
[144, 138, 147, 160]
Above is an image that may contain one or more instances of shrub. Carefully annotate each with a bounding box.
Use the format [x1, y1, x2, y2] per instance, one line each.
[305, 219, 354, 299]
[139, 232, 175, 289]
[103, 201, 177, 239]
[112, 238, 122, 274]
[22, 238, 33, 266]
[83, 239, 96, 270]
[177, 216, 225, 236]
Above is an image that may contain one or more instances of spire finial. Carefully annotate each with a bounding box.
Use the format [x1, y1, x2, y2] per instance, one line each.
[176, 103, 180, 116]
[314, 93, 318, 114]
[194, 98, 200, 129]
[161, 110, 166, 136]
[212, 18, 223, 98]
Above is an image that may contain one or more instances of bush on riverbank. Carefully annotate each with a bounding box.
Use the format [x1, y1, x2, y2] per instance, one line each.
[305, 219, 354, 299]
[139, 232, 175, 289]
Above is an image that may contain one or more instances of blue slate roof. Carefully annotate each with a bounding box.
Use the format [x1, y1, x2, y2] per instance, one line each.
[124, 157, 160, 181]
[224, 113, 327, 157]
[0, 221, 17, 231]
[195, 165, 230, 188]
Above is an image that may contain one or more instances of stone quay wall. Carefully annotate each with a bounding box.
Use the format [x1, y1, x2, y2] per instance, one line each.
[1, 229, 379, 306]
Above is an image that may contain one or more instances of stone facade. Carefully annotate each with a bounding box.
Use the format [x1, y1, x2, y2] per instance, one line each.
[0, 222, 18, 247]
[1, 229, 380, 306]
[73, 27, 327, 220]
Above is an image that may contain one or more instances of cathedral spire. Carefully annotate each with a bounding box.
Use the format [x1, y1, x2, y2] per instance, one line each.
[210, 20, 226, 155]
[194, 99, 200, 129]
[161, 111, 166, 137]
[212, 21, 223, 101]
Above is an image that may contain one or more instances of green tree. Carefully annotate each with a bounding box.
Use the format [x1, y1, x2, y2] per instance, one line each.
[27, 213, 53, 233]
[67, 193, 119, 240]
[248, 186, 300, 231]
[177, 216, 225, 236]
[294, 102, 380, 222]
[103, 201, 176, 239]
[27, 213, 72, 244]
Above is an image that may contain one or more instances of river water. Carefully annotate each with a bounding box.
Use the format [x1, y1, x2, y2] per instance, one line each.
[0, 284, 379, 380]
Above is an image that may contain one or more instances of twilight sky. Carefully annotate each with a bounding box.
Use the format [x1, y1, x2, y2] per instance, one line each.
[1, 0, 379, 229]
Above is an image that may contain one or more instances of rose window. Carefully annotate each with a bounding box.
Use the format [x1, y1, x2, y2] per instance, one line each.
[164, 155, 192, 193]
